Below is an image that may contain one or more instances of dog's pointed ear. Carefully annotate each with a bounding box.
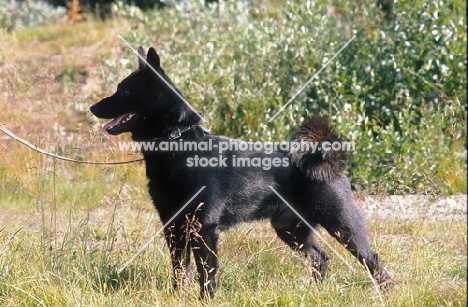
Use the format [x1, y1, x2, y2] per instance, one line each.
[146, 47, 161, 72]
[137, 46, 147, 69]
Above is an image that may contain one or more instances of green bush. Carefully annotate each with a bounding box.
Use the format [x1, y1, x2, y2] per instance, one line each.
[0, 0, 66, 30]
[108, 0, 466, 194]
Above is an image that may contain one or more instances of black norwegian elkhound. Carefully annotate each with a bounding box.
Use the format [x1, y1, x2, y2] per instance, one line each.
[90, 47, 393, 298]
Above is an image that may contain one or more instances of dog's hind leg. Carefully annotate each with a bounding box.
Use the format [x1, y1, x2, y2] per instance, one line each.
[321, 211, 393, 288]
[271, 211, 329, 281]
[321, 207, 393, 288]
[312, 176, 394, 289]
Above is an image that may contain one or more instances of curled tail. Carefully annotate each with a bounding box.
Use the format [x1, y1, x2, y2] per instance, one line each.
[289, 116, 346, 182]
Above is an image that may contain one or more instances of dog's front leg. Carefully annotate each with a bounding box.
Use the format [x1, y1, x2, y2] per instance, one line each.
[165, 222, 192, 291]
[190, 224, 219, 299]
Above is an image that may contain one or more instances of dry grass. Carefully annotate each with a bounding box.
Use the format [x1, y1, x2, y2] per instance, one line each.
[0, 201, 466, 306]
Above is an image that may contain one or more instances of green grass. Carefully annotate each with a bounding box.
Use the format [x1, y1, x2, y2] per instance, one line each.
[0, 203, 466, 306]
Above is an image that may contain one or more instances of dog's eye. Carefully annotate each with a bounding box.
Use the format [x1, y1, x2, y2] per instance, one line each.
[121, 90, 130, 97]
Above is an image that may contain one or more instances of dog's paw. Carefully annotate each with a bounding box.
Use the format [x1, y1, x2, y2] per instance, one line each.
[375, 270, 397, 291]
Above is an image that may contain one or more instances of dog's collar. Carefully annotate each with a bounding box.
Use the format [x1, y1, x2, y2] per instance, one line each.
[168, 125, 210, 140]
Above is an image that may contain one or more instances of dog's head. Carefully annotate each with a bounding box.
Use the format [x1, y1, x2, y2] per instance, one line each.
[90, 47, 200, 140]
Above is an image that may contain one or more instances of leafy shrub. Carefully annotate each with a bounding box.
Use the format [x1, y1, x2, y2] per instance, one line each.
[102, 0, 467, 194]
[0, 0, 67, 30]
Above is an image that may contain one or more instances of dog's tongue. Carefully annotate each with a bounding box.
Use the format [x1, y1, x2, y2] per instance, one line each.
[102, 114, 129, 132]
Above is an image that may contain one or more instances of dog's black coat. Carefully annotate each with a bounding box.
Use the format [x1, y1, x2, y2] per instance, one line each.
[90, 47, 393, 298]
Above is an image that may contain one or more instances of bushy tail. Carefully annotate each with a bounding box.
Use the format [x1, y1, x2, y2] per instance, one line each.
[289, 116, 346, 182]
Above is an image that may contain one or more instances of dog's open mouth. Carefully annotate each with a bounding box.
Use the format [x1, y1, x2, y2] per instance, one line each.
[102, 113, 138, 134]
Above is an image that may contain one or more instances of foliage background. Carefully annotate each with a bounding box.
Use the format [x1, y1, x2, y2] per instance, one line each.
[111, 0, 466, 195]
[1, 0, 466, 195]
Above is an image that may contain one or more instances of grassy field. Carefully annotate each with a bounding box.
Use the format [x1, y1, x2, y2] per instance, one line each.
[0, 201, 466, 306]
[0, 11, 466, 307]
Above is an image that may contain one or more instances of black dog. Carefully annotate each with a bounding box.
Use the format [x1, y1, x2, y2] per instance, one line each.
[90, 47, 393, 298]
